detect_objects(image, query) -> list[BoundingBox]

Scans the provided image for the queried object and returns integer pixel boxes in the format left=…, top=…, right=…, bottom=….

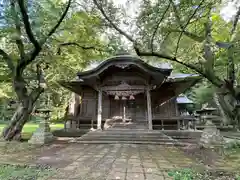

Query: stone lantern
left=198, top=107, right=225, bottom=151
left=28, top=107, right=56, bottom=145
left=28, top=94, right=56, bottom=145
left=196, top=107, right=217, bottom=125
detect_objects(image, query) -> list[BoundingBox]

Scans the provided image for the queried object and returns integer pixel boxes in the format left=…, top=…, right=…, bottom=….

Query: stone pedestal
left=199, top=118, right=225, bottom=151
left=28, top=120, right=55, bottom=145
left=65, top=120, right=76, bottom=130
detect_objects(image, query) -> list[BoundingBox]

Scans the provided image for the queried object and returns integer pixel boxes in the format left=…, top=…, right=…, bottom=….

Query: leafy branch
left=57, top=42, right=104, bottom=55
left=169, top=0, right=205, bottom=43
left=0, top=49, right=14, bottom=72
left=150, top=3, right=170, bottom=51
left=170, top=0, right=205, bottom=55
left=17, top=0, right=40, bottom=50
left=92, top=0, right=223, bottom=87
left=10, top=0, right=25, bottom=60
left=16, top=0, right=72, bottom=76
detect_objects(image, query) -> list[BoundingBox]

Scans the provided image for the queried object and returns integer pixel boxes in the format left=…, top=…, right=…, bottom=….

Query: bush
left=224, top=140, right=240, bottom=150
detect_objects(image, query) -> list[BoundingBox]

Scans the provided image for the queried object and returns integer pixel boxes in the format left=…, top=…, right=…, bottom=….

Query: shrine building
left=59, top=54, right=201, bottom=131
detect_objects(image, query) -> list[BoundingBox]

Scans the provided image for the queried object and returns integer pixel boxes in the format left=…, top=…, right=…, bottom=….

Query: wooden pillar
left=97, top=89, right=102, bottom=130
left=193, top=119, right=196, bottom=131
left=123, top=105, right=126, bottom=122
left=161, top=120, right=164, bottom=130
left=177, top=119, right=180, bottom=130
left=146, top=87, right=153, bottom=130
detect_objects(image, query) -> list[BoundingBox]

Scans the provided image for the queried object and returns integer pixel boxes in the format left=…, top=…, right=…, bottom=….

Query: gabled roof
left=77, top=55, right=173, bottom=78
left=151, top=74, right=201, bottom=106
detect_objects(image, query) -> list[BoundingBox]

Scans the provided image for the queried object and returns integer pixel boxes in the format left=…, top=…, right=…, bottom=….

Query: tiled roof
left=176, top=95, right=194, bottom=104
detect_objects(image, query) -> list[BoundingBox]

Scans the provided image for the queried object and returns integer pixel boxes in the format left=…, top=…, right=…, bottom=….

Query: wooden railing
left=152, top=116, right=197, bottom=130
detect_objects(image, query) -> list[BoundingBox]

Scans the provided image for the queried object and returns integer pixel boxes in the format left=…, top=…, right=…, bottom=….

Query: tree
left=93, top=0, right=240, bottom=128
left=0, top=0, right=73, bottom=141
left=0, top=0, right=127, bottom=141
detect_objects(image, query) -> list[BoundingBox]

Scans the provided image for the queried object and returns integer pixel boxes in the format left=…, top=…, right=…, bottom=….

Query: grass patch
left=0, top=123, right=64, bottom=140
left=0, top=164, right=55, bottom=180
left=0, top=123, right=64, bottom=133
left=168, top=168, right=240, bottom=180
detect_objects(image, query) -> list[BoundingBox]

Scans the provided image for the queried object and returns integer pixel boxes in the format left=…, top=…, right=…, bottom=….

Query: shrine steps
left=70, top=129, right=200, bottom=146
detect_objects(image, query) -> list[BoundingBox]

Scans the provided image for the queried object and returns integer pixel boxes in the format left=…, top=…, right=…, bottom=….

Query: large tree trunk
left=1, top=77, right=44, bottom=141
left=213, top=93, right=228, bottom=125
left=2, top=104, right=33, bottom=141
left=214, top=90, right=240, bottom=130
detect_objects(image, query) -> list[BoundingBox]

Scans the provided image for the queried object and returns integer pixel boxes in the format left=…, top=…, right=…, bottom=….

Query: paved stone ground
left=35, top=144, right=201, bottom=180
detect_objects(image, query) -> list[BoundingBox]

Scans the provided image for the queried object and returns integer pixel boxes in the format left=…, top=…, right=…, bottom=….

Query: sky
left=221, top=0, right=240, bottom=21
left=113, top=0, right=240, bottom=21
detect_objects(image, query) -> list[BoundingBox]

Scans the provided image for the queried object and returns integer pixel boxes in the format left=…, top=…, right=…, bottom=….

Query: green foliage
left=168, top=168, right=240, bottom=180
left=189, top=81, right=216, bottom=108
left=225, top=140, right=240, bottom=150
left=168, top=168, right=199, bottom=180
left=0, top=164, right=54, bottom=180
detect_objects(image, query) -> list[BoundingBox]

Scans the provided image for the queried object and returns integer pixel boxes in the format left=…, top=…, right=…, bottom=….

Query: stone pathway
left=36, top=144, right=201, bottom=180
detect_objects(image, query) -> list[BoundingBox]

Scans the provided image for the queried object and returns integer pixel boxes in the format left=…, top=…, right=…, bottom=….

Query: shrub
left=168, top=168, right=199, bottom=180
left=224, top=141, right=240, bottom=150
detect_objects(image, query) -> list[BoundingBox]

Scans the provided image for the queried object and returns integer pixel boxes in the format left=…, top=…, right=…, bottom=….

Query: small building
left=60, top=55, right=201, bottom=130
left=177, top=94, right=194, bottom=115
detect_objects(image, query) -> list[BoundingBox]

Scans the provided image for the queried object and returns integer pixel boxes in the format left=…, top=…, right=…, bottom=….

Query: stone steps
left=71, top=129, right=199, bottom=146
left=72, top=140, right=190, bottom=146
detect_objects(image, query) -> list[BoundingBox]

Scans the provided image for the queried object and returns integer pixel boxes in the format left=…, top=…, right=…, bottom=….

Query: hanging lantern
left=122, top=96, right=127, bottom=100
left=114, top=95, right=119, bottom=100
left=129, top=95, right=135, bottom=100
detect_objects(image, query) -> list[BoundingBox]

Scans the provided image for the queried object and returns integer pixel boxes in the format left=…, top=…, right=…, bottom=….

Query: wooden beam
left=101, top=74, right=148, bottom=85
left=101, top=85, right=146, bottom=91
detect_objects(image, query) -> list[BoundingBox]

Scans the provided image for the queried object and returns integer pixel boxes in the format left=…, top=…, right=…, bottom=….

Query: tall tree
left=0, top=0, right=72, bottom=140
left=93, top=0, right=240, bottom=128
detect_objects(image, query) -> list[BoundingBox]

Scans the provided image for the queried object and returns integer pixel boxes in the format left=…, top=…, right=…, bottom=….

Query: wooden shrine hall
left=59, top=54, right=201, bottom=130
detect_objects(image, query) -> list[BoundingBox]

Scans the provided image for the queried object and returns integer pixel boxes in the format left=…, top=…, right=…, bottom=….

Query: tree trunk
left=1, top=104, right=32, bottom=141
left=1, top=79, right=44, bottom=141
left=213, top=93, right=228, bottom=125
left=214, top=91, right=240, bottom=130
